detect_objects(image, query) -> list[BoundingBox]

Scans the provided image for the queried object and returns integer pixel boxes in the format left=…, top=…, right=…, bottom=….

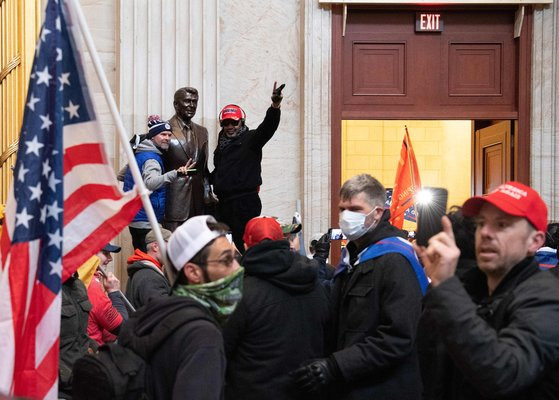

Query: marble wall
left=84, top=0, right=559, bottom=263
left=80, top=0, right=117, bottom=169
left=219, top=0, right=302, bottom=222
left=532, top=2, right=559, bottom=221
left=118, top=0, right=219, bottom=163
left=218, top=0, right=332, bottom=239
left=84, top=0, right=332, bottom=265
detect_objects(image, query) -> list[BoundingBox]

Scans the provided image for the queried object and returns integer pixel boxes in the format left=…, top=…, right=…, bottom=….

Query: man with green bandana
left=118, top=215, right=243, bottom=400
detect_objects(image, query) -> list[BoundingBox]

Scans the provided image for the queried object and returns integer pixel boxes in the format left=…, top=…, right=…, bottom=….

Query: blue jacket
left=123, top=150, right=166, bottom=222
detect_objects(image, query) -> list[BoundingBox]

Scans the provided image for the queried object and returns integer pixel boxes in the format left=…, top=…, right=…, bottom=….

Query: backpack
left=72, top=304, right=214, bottom=400
left=130, top=133, right=147, bottom=152
left=72, top=343, right=149, bottom=400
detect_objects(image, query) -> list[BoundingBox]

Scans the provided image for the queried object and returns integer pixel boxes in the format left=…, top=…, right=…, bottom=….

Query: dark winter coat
left=119, top=296, right=225, bottom=400
left=211, top=107, right=280, bottom=200
left=59, top=274, right=97, bottom=398
left=419, top=257, right=559, bottom=400
left=328, top=211, right=424, bottom=400
left=223, top=240, right=330, bottom=400
left=125, top=250, right=170, bottom=310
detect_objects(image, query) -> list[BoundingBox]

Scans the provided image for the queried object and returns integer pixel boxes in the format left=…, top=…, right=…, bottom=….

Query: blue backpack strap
left=358, top=236, right=429, bottom=295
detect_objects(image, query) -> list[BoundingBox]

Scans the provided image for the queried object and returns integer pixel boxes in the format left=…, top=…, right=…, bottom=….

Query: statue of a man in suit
left=164, top=87, right=212, bottom=231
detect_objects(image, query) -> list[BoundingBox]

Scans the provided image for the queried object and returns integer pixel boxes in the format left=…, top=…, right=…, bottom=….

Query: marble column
left=302, top=0, right=332, bottom=241
left=531, top=2, right=559, bottom=220
left=118, top=0, right=219, bottom=165
left=219, top=0, right=302, bottom=220
left=115, top=0, right=218, bottom=270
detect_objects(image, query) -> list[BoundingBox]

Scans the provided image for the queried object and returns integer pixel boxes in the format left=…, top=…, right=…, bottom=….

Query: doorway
left=340, top=119, right=514, bottom=230
left=331, top=6, right=532, bottom=225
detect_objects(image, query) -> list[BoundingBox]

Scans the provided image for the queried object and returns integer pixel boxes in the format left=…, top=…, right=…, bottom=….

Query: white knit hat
left=168, top=215, right=222, bottom=270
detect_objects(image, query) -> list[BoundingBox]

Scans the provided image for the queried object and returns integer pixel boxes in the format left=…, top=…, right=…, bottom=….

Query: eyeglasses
left=204, top=253, right=238, bottom=268
left=220, top=119, right=240, bottom=127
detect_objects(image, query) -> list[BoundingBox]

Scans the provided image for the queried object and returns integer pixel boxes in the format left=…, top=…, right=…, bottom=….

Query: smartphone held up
left=415, top=187, right=448, bottom=247
left=328, top=228, right=346, bottom=241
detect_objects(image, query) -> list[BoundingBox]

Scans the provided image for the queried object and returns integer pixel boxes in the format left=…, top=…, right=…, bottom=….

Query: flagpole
left=66, top=0, right=169, bottom=272
left=404, top=126, right=416, bottom=191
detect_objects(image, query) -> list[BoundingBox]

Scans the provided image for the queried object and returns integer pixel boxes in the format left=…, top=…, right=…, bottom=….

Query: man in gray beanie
left=122, top=115, right=195, bottom=251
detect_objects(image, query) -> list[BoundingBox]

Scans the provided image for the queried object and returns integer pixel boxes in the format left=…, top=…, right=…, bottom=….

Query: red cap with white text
left=462, top=181, right=548, bottom=232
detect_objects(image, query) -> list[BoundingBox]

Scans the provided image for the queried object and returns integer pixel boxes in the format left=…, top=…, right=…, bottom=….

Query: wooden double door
left=332, top=6, right=531, bottom=212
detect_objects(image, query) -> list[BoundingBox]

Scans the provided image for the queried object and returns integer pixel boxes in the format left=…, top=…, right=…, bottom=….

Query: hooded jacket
left=125, top=249, right=170, bottom=310
left=119, top=296, right=225, bottom=400
left=223, top=240, right=330, bottom=400
left=328, top=210, right=423, bottom=400
left=123, top=140, right=178, bottom=227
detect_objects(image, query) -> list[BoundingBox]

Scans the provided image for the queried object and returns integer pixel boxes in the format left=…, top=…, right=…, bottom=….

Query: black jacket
left=211, top=107, right=280, bottom=199
left=59, top=275, right=98, bottom=398
left=119, top=296, right=225, bottom=400
left=329, top=211, right=423, bottom=400
left=223, top=240, right=330, bottom=400
left=125, top=258, right=170, bottom=309
left=419, top=258, right=559, bottom=400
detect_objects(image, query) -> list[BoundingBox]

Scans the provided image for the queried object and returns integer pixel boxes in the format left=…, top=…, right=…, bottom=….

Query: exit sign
left=415, top=12, right=444, bottom=32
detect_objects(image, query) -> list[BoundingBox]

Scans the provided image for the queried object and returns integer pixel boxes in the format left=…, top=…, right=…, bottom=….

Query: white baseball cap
left=168, top=215, right=223, bottom=270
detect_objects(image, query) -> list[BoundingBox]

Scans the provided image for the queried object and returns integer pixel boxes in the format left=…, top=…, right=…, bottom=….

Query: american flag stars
left=36, top=66, right=52, bottom=86
left=27, top=94, right=40, bottom=111
left=65, top=100, right=80, bottom=118
left=0, top=2, right=141, bottom=397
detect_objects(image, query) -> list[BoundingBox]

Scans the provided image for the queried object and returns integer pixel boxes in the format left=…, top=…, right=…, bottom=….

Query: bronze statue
left=164, top=87, right=211, bottom=231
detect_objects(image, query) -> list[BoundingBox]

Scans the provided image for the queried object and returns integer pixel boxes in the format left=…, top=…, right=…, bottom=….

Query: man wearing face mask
left=211, top=82, right=284, bottom=253
left=292, top=174, right=428, bottom=400
left=118, top=215, right=244, bottom=400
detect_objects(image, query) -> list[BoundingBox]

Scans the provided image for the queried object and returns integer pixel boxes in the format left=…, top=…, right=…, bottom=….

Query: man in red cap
left=211, top=82, right=284, bottom=253
left=222, top=216, right=329, bottom=400
left=415, top=181, right=559, bottom=399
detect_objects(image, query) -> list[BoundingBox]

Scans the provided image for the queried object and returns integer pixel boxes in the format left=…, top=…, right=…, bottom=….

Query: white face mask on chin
left=339, top=208, right=380, bottom=241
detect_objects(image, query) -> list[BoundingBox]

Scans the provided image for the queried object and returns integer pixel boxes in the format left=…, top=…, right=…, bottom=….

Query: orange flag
left=390, top=127, right=421, bottom=229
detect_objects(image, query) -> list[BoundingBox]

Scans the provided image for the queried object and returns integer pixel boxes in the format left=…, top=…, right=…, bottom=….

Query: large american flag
left=0, top=0, right=141, bottom=398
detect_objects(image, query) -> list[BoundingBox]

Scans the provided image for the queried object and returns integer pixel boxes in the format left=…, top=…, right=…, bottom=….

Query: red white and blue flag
left=0, top=0, right=141, bottom=398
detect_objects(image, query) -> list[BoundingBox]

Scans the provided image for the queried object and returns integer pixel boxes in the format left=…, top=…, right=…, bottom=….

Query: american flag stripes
left=0, top=0, right=141, bottom=398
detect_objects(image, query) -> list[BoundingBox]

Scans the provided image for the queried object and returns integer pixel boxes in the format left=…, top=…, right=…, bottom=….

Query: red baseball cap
left=243, top=216, right=283, bottom=248
left=462, top=181, right=548, bottom=232
left=219, top=104, right=243, bottom=121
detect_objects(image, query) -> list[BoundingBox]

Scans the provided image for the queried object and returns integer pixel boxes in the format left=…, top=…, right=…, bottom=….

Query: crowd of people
left=51, top=82, right=559, bottom=400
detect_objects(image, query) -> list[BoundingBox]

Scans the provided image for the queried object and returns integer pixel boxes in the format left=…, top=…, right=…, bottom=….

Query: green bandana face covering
left=173, top=267, right=244, bottom=324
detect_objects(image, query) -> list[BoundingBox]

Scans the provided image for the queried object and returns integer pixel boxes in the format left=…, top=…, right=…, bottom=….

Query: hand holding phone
left=328, top=228, right=346, bottom=240
left=415, top=187, right=448, bottom=247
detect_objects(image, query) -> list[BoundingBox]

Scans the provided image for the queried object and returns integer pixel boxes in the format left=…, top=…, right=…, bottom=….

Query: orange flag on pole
left=389, top=127, right=421, bottom=229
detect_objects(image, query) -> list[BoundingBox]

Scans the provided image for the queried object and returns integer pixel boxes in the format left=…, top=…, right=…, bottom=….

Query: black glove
left=271, top=82, right=285, bottom=106
left=290, top=358, right=337, bottom=393
left=313, top=233, right=330, bottom=262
